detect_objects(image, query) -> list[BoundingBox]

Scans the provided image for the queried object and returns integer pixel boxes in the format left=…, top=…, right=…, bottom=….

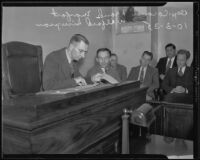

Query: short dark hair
left=142, top=51, right=153, bottom=60
left=165, top=43, right=176, bottom=50
left=177, top=49, right=190, bottom=60
left=96, top=48, right=111, bottom=57
left=69, top=34, right=89, bottom=45
left=111, top=53, right=117, bottom=57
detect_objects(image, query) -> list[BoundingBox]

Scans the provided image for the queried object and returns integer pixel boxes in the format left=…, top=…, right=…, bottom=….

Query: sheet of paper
left=167, top=155, right=193, bottom=159
left=101, top=73, right=119, bottom=84
left=36, top=84, right=99, bottom=95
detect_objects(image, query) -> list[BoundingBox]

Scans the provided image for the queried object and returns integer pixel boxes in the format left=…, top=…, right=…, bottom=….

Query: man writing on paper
left=86, top=48, right=121, bottom=84
left=43, top=34, right=89, bottom=90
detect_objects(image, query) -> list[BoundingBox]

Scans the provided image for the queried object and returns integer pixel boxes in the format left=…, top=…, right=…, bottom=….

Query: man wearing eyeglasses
left=43, top=34, right=89, bottom=90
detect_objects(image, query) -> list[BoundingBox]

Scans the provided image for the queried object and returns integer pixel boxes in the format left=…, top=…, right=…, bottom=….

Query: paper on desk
left=36, top=84, right=99, bottom=95
left=167, top=155, right=193, bottom=159
left=36, top=88, right=77, bottom=95
left=101, top=73, right=119, bottom=84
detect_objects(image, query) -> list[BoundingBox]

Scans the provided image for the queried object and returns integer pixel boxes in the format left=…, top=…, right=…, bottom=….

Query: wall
left=112, top=3, right=193, bottom=74
left=2, top=4, right=193, bottom=76
left=112, top=7, right=152, bottom=74
left=2, top=7, right=113, bottom=76
left=157, top=3, right=193, bottom=65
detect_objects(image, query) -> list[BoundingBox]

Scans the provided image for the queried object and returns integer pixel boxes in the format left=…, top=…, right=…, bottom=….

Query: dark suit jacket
left=127, top=65, right=159, bottom=97
left=161, top=66, right=193, bottom=95
left=116, top=64, right=127, bottom=82
left=86, top=64, right=121, bottom=84
left=43, top=48, right=81, bottom=90
left=156, top=56, right=177, bottom=75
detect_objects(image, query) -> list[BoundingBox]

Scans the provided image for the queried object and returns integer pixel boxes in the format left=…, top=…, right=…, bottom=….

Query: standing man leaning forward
left=43, top=34, right=89, bottom=90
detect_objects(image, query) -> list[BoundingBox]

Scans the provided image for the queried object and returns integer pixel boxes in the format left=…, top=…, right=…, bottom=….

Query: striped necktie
left=178, top=67, right=183, bottom=76
left=166, top=58, right=172, bottom=73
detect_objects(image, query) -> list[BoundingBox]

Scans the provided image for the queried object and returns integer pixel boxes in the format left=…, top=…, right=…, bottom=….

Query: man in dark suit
left=162, top=49, right=193, bottom=104
left=86, top=48, right=121, bottom=84
left=156, top=43, right=177, bottom=83
left=127, top=51, right=159, bottom=100
left=43, top=34, right=89, bottom=90
left=110, top=53, right=127, bottom=82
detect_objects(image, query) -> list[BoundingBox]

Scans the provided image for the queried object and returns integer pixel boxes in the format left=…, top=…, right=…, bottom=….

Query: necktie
left=140, top=67, right=144, bottom=83
left=69, top=62, right=75, bottom=78
left=101, top=68, right=106, bottom=74
left=178, top=67, right=183, bottom=76
left=166, top=58, right=172, bottom=73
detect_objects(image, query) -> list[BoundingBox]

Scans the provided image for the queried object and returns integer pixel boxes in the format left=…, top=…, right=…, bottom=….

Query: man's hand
left=170, top=86, right=185, bottom=93
left=91, top=73, right=103, bottom=83
left=175, top=86, right=185, bottom=93
left=74, top=77, right=87, bottom=86
left=160, top=74, right=165, bottom=80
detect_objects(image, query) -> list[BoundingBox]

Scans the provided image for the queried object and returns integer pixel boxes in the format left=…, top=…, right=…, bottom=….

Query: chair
left=2, top=41, right=43, bottom=100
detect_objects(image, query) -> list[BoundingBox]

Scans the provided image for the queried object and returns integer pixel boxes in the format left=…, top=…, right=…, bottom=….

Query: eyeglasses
left=75, top=47, right=88, bottom=55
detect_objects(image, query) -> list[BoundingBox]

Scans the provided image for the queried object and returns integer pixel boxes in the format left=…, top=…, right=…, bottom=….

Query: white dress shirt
left=101, top=68, right=106, bottom=73
left=137, top=66, right=147, bottom=81
left=178, top=65, right=186, bottom=74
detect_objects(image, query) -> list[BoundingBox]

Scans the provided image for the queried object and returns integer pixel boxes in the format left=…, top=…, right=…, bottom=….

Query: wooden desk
left=3, top=81, right=147, bottom=154
left=148, top=102, right=193, bottom=140
left=130, top=134, right=193, bottom=157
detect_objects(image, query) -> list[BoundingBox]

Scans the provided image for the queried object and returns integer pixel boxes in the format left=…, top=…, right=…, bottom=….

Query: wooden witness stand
left=3, top=81, right=148, bottom=154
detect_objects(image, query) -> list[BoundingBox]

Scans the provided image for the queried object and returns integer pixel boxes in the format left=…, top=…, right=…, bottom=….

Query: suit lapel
left=183, top=66, right=189, bottom=84
left=173, top=67, right=178, bottom=85
left=135, top=66, right=140, bottom=80
left=144, top=66, right=150, bottom=84
left=164, top=57, right=168, bottom=66
left=60, top=48, right=72, bottom=78
left=173, top=56, right=177, bottom=67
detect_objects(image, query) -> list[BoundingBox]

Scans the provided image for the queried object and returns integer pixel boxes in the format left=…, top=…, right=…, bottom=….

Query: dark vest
left=176, top=72, right=186, bottom=88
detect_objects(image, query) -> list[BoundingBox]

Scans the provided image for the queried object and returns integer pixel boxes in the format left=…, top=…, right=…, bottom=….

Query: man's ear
left=68, top=44, right=73, bottom=51
left=96, top=57, right=99, bottom=62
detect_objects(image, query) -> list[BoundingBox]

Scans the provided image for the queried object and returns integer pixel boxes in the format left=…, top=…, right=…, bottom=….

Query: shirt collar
left=65, top=48, right=72, bottom=64
left=179, top=65, right=186, bottom=73
left=168, top=56, right=175, bottom=61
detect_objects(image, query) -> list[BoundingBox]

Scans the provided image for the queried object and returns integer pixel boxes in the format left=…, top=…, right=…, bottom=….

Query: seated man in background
left=86, top=48, right=121, bottom=84
left=43, top=34, right=89, bottom=90
left=110, top=53, right=127, bottom=82
left=161, top=49, right=193, bottom=104
left=127, top=51, right=159, bottom=100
